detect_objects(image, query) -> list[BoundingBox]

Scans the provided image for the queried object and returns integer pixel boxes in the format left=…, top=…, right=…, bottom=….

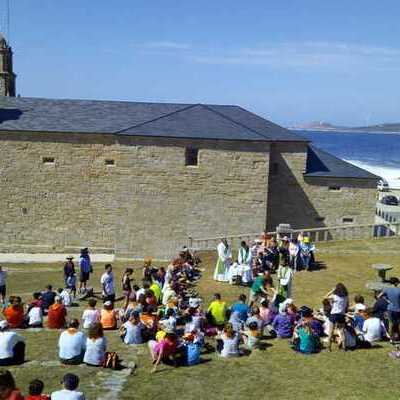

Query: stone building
left=0, top=97, right=378, bottom=258
left=0, top=37, right=378, bottom=258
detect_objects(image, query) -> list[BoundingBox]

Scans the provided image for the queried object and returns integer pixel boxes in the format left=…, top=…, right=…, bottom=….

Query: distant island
left=289, top=121, right=400, bottom=133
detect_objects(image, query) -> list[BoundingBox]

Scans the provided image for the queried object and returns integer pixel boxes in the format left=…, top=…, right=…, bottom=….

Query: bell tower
left=0, top=35, right=15, bottom=96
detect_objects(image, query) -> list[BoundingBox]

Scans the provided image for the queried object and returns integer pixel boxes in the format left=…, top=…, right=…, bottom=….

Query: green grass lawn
left=3, top=237, right=400, bottom=400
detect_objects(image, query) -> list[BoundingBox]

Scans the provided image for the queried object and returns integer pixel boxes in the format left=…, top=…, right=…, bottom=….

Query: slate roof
left=0, top=96, right=306, bottom=142
left=305, top=145, right=380, bottom=180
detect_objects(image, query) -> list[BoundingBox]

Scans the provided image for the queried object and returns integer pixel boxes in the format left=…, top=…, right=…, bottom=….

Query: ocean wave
left=344, top=159, right=400, bottom=188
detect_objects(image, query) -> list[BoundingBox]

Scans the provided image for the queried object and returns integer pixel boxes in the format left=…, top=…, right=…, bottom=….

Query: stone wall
left=0, top=131, right=270, bottom=258
left=266, top=142, right=377, bottom=230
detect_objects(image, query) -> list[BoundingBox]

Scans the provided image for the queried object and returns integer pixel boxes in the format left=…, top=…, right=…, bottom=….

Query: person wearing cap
left=300, top=237, right=315, bottom=271
left=0, top=321, right=25, bottom=366
left=47, top=296, right=67, bottom=329
left=50, top=373, right=85, bottom=400
left=63, top=256, right=75, bottom=286
left=213, top=239, right=232, bottom=282
left=100, top=264, right=115, bottom=303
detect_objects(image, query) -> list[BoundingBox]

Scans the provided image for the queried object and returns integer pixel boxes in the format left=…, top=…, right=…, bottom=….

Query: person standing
left=213, top=238, right=232, bottom=282
left=79, top=248, right=92, bottom=293
left=238, top=241, right=253, bottom=285
left=0, top=266, right=7, bottom=304
left=380, top=277, right=400, bottom=341
left=277, top=263, right=294, bottom=299
left=101, top=264, right=115, bottom=303
left=63, top=257, right=75, bottom=286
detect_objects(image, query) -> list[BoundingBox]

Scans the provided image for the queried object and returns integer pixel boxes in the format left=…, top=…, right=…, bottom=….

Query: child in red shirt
left=25, top=379, right=49, bottom=400
left=47, top=297, right=67, bottom=329
left=0, top=369, right=24, bottom=400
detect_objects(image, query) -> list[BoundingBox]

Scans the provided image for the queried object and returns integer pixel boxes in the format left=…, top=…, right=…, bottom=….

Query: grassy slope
left=4, top=237, right=400, bottom=400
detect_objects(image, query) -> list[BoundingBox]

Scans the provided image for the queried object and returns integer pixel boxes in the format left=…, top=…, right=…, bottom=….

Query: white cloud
left=135, top=41, right=191, bottom=51
left=191, top=41, right=400, bottom=69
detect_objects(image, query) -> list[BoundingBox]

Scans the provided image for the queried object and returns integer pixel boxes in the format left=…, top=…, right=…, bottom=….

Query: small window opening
left=105, top=159, right=115, bottom=166
left=329, top=186, right=341, bottom=191
left=315, top=217, right=325, bottom=223
left=185, top=148, right=198, bottom=166
left=21, top=207, right=28, bottom=215
left=271, top=162, right=279, bottom=175
left=42, top=157, right=55, bottom=165
left=342, top=217, right=354, bottom=224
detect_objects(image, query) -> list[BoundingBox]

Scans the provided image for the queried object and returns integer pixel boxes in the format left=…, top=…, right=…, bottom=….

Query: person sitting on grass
left=0, top=369, right=24, bottom=400
left=81, top=298, right=101, bottom=330
left=47, top=296, right=67, bottom=329
left=120, top=311, right=145, bottom=345
left=58, top=319, right=86, bottom=365
left=51, top=373, right=85, bottom=400
left=230, top=294, right=250, bottom=323
left=100, top=301, right=118, bottom=330
left=83, top=322, right=107, bottom=367
left=241, top=321, right=261, bottom=351
left=148, top=330, right=178, bottom=373
left=26, top=297, right=43, bottom=329
left=41, top=285, right=57, bottom=312
left=292, top=321, right=321, bottom=354
left=0, top=321, right=25, bottom=366
left=359, top=308, right=389, bottom=344
left=207, top=293, right=227, bottom=328
left=26, top=379, right=49, bottom=400
left=58, top=287, right=72, bottom=308
left=216, top=322, right=240, bottom=358
left=272, top=302, right=295, bottom=339
left=3, top=297, right=24, bottom=329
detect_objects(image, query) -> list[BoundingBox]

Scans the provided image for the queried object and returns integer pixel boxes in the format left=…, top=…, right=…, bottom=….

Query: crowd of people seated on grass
left=0, top=232, right=399, bottom=392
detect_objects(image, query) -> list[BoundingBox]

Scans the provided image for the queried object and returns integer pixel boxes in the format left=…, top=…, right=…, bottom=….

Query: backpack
left=186, top=343, right=201, bottom=366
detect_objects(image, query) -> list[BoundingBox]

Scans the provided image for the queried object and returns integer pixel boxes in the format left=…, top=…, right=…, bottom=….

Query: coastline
left=289, top=127, right=400, bottom=135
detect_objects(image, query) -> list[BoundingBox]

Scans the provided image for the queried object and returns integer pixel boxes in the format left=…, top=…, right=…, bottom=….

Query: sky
left=4, top=0, right=400, bottom=126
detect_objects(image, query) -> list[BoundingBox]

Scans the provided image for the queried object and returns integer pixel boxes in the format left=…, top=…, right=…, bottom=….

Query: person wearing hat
left=63, top=256, right=75, bottom=286
left=0, top=321, right=25, bottom=366
left=50, top=373, right=85, bottom=400
left=300, top=236, right=315, bottom=271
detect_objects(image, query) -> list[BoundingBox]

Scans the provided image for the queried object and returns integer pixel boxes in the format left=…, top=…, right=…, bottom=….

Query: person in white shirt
left=361, top=308, right=388, bottom=343
left=0, top=266, right=7, bottom=304
left=100, top=264, right=115, bottom=303
left=27, top=304, right=43, bottom=328
left=51, top=373, right=85, bottom=400
left=59, top=287, right=73, bottom=307
left=81, top=298, right=101, bottom=329
left=0, top=320, right=25, bottom=366
left=58, top=319, right=86, bottom=365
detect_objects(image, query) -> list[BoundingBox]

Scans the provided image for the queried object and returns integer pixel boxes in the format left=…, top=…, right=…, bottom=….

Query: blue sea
left=296, top=130, right=400, bottom=188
